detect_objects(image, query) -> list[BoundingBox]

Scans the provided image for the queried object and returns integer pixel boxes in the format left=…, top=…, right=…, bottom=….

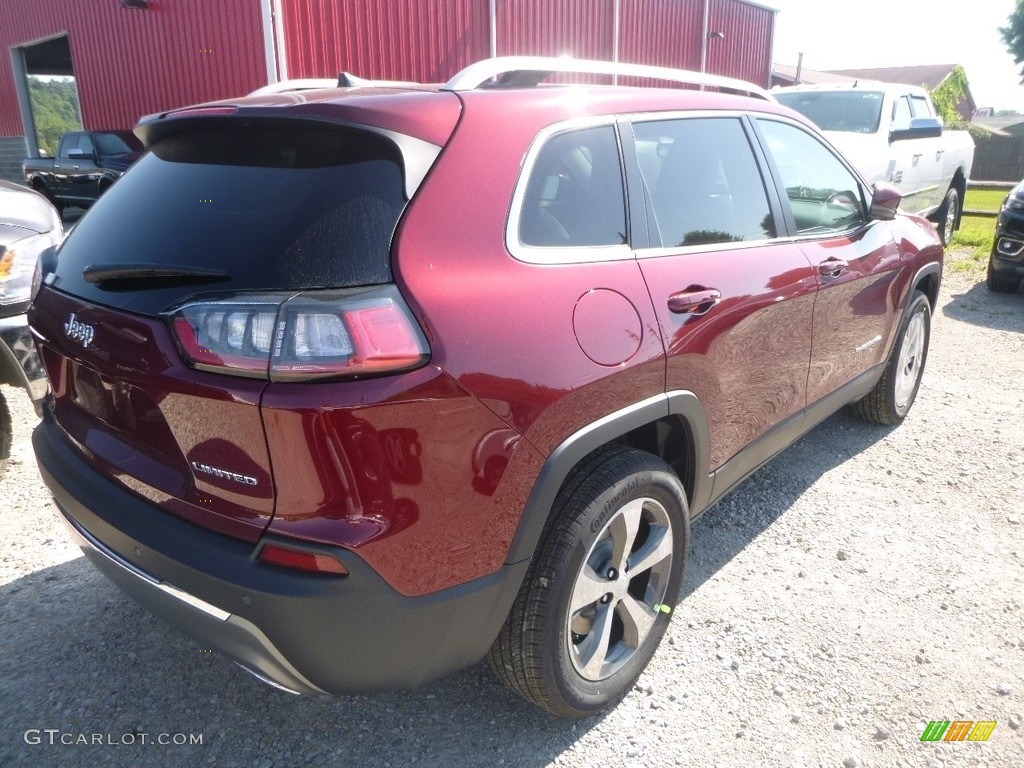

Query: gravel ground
left=1, top=261, right=1022, bottom=768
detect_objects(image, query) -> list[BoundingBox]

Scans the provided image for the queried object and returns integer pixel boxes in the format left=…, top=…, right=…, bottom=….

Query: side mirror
left=869, top=183, right=902, bottom=220
left=66, top=148, right=96, bottom=161
left=890, top=117, right=943, bottom=142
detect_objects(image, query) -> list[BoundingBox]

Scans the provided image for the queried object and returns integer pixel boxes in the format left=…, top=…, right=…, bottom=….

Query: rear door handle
left=818, top=258, right=848, bottom=278
left=668, top=288, right=722, bottom=315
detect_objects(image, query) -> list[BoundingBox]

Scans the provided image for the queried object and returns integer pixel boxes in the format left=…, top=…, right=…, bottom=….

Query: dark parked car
left=23, top=130, right=144, bottom=211
left=0, top=180, right=61, bottom=470
left=28, top=57, right=942, bottom=718
left=988, top=180, right=1024, bottom=293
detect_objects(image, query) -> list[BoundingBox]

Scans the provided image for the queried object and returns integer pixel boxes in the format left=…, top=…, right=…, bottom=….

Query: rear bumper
left=33, top=412, right=527, bottom=694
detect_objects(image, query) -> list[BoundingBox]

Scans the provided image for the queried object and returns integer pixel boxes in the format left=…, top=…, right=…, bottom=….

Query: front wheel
left=488, top=447, right=689, bottom=718
left=986, top=255, right=1021, bottom=293
left=850, top=290, right=931, bottom=425
left=935, top=187, right=959, bottom=247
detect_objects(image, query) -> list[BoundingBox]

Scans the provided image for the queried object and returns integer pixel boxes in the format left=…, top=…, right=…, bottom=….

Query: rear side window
left=910, top=95, right=932, bottom=118
left=52, top=124, right=406, bottom=315
left=517, top=125, right=626, bottom=248
left=633, top=117, right=775, bottom=248
left=58, top=135, right=78, bottom=157
left=892, top=97, right=912, bottom=131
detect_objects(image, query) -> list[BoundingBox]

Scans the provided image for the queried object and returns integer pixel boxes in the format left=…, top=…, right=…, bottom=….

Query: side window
left=909, top=95, right=932, bottom=118
left=518, top=125, right=626, bottom=248
left=757, top=119, right=867, bottom=235
left=892, top=97, right=912, bottom=131
left=59, top=135, right=78, bottom=158
left=632, top=117, right=775, bottom=247
left=78, top=134, right=95, bottom=156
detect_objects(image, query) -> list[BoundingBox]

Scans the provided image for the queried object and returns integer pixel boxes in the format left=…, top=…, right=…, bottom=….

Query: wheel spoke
left=905, top=320, right=922, bottom=360
left=617, top=594, right=656, bottom=648
left=627, top=524, right=673, bottom=578
left=570, top=564, right=609, bottom=614
left=608, top=498, right=643, bottom=572
left=576, top=601, right=614, bottom=678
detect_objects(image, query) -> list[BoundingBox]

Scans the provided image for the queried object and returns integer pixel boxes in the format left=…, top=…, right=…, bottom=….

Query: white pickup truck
left=774, top=82, right=974, bottom=246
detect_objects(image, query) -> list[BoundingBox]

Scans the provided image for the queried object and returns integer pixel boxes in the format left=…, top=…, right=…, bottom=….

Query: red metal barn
left=0, top=0, right=775, bottom=182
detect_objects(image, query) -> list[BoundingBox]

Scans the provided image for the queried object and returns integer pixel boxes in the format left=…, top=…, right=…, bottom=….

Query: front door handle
left=668, top=288, right=722, bottom=315
left=818, top=258, right=848, bottom=278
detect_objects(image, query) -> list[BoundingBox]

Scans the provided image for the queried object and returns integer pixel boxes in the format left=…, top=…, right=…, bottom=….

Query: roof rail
left=248, top=79, right=338, bottom=96
left=442, top=56, right=772, bottom=100
left=248, top=73, right=426, bottom=97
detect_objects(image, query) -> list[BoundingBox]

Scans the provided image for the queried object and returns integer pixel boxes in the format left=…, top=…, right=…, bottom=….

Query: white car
left=775, top=82, right=975, bottom=246
left=0, top=179, right=62, bottom=469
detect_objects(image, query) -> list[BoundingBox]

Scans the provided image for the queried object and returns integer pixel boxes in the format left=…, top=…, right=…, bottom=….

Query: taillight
left=169, top=285, right=429, bottom=381
left=258, top=543, right=349, bottom=576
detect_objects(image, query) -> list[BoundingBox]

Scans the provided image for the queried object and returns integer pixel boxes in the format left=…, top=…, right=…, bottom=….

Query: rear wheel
left=31, top=180, right=62, bottom=212
left=851, top=290, right=931, bottom=425
left=986, top=254, right=1021, bottom=293
left=935, top=187, right=959, bottom=247
left=488, top=447, right=689, bottom=718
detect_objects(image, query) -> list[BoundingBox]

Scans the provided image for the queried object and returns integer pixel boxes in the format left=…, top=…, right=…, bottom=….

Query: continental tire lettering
left=591, top=477, right=639, bottom=534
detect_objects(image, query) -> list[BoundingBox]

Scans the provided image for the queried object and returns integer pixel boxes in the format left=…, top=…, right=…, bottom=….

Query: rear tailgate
left=28, top=99, right=461, bottom=542
left=32, top=287, right=274, bottom=540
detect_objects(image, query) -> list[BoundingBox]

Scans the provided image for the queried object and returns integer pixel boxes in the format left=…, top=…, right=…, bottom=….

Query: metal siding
left=0, top=0, right=266, bottom=137
left=707, top=0, right=775, bottom=86
left=497, top=0, right=615, bottom=61
left=281, top=0, right=490, bottom=82
left=0, top=0, right=775, bottom=139
left=619, top=0, right=704, bottom=73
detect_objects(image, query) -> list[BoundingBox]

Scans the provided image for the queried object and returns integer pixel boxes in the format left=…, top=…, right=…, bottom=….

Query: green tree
left=27, top=77, right=82, bottom=155
left=928, top=66, right=970, bottom=127
left=1001, top=1, right=1024, bottom=83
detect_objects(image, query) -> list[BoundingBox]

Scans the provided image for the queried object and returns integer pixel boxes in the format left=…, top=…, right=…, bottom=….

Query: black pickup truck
left=23, top=130, right=143, bottom=211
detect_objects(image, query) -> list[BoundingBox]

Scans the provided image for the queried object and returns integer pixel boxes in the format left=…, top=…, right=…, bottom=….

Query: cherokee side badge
left=64, top=313, right=95, bottom=348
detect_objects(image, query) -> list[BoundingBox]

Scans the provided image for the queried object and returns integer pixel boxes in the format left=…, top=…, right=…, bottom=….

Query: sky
left=768, top=0, right=1024, bottom=113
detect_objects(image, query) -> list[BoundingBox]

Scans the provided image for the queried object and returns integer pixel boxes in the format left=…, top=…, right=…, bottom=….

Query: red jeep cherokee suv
left=28, top=57, right=942, bottom=718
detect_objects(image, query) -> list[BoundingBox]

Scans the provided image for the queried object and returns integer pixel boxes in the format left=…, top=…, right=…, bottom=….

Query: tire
left=935, top=187, right=959, bottom=247
left=850, top=290, right=931, bottom=426
left=488, top=446, right=689, bottom=718
left=0, top=389, right=12, bottom=476
left=31, top=180, right=63, bottom=213
left=986, top=255, right=1021, bottom=293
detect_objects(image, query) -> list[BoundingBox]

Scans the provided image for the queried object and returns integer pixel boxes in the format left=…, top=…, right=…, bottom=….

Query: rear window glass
left=95, top=132, right=144, bottom=155
left=52, top=124, right=405, bottom=315
left=775, top=91, right=883, bottom=134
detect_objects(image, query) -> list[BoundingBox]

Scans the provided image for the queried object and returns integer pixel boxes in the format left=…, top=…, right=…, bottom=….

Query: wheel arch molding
left=504, top=390, right=711, bottom=566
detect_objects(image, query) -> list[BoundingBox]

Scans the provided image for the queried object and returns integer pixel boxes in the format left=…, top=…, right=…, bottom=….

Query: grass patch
left=948, top=213, right=994, bottom=273
left=963, top=188, right=1008, bottom=212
